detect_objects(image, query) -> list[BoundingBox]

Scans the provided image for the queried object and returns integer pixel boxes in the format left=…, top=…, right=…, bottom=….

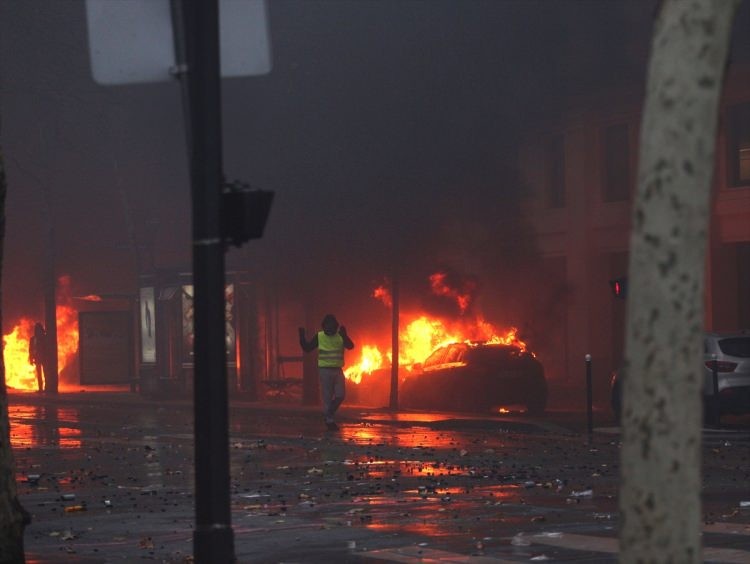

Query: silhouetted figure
left=299, top=314, right=355, bottom=431
left=29, top=322, right=48, bottom=393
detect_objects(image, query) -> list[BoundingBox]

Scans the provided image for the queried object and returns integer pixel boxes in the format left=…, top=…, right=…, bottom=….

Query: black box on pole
left=222, top=187, right=274, bottom=247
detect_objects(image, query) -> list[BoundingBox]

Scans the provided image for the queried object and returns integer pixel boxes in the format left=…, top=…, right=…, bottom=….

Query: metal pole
left=43, top=227, right=58, bottom=394
left=183, top=2, right=235, bottom=562
left=302, top=300, right=318, bottom=405
left=389, top=273, right=399, bottom=410
left=585, top=354, right=593, bottom=437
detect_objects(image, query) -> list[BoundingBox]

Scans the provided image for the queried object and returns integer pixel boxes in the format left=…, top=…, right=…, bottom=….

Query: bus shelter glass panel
left=181, top=284, right=235, bottom=364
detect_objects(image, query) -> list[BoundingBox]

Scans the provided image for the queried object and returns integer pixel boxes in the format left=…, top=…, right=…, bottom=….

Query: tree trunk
left=619, top=1, right=738, bottom=562
left=0, top=136, right=29, bottom=561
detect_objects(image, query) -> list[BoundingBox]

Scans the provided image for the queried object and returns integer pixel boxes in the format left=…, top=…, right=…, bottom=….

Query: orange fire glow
left=429, top=271, right=476, bottom=314
left=344, top=314, right=526, bottom=383
left=3, top=277, right=80, bottom=392
left=9, top=405, right=82, bottom=449
left=3, top=319, right=36, bottom=391
left=346, top=345, right=384, bottom=385
left=344, top=274, right=528, bottom=384
left=373, top=285, right=392, bottom=308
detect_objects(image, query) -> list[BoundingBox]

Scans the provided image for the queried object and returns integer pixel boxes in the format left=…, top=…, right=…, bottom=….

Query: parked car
left=610, top=331, right=750, bottom=421
left=397, top=341, right=548, bottom=414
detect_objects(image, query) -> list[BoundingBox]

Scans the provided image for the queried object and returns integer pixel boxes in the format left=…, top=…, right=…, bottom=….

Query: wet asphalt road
left=8, top=392, right=750, bottom=563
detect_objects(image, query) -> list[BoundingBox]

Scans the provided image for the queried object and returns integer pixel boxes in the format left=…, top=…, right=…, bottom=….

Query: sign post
left=181, top=2, right=234, bottom=561
left=85, top=2, right=272, bottom=561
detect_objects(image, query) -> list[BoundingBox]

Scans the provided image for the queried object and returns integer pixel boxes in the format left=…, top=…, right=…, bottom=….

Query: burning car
left=347, top=338, right=547, bottom=415
left=345, top=273, right=547, bottom=415
left=399, top=341, right=547, bottom=414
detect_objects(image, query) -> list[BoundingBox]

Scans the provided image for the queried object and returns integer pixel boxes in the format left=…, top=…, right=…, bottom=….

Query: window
left=602, top=123, right=631, bottom=202
left=718, top=338, right=750, bottom=358
left=444, top=344, right=464, bottom=364
left=727, top=102, right=750, bottom=187
left=424, top=346, right=449, bottom=368
left=544, top=135, right=566, bottom=208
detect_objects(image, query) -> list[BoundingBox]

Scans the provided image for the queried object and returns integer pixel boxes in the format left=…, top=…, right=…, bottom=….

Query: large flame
left=344, top=314, right=527, bottom=383
left=344, top=273, right=528, bottom=383
left=3, top=319, right=37, bottom=391
left=3, top=277, right=80, bottom=392
left=346, top=345, right=384, bottom=385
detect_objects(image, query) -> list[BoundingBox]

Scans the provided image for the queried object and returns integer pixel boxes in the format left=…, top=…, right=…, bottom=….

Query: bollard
left=711, top=354, right=720, bottom=426
left=585, top=354, right=593, bottom=437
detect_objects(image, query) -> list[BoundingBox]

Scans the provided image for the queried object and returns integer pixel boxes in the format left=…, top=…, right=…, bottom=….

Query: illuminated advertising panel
left=181, top=284, right=235, bottom=363
left=140, top=287, right=156, bottom=363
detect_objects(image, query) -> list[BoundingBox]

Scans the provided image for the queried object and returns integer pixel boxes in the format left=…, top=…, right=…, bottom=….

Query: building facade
left=519, top=63, right=750, bottom=401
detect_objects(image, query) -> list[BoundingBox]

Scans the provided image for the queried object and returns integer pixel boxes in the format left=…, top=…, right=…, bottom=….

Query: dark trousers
left=319, top=367, right=345, bottom=422
left=35, top=363, right=45, bottom=392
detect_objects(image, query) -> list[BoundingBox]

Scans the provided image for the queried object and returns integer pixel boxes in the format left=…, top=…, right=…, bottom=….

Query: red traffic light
left=609, top=276, right=627, bottom=299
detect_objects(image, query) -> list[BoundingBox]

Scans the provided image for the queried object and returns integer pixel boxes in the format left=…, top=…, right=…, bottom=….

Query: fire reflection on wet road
left=8, top=398, right=618, bottom=559
left=10, top=405, right=82, bottom=449
left=224, top=413, right=621, bottom=557
left=10, top=396, right=750, bottom=562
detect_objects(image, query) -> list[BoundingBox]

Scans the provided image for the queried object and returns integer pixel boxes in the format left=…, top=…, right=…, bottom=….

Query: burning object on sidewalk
left=3, top=276, right=80, bottom=392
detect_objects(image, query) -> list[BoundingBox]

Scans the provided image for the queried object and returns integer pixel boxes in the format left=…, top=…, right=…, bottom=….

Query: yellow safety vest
left=318, top=331, right=344, bottom=368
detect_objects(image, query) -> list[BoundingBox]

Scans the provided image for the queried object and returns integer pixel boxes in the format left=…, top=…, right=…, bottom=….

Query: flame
left=78, top=294, right=103, bottom=302
left=373, top=285, right=392, bottom=308
left=3, top=319, right=37, bottom=391
left=56, top=303, right=79, bottom=376
left=344, top=314, right=528, bottom=384
left=429, top=270, right=476, bottom=314
left=345, top=345, right=384, bottom=384
left=344, top=273, right=529, bottom=384
left=3, top=276, right=80, bottom=392
left=398, top=315, right=460, bottom=366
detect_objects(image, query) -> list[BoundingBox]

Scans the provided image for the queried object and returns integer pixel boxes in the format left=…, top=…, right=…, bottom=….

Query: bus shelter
left=137, top=270, right=264, bottom=398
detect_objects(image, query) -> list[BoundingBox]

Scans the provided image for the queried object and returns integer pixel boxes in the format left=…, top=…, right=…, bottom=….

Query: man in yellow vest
left=299, top=314, right=355, bottom=431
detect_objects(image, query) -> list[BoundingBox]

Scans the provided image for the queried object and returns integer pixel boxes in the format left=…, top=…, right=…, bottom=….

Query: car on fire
left=395, top=341, right=548, bottom=414
left=610, top=331, right=750, bottom=421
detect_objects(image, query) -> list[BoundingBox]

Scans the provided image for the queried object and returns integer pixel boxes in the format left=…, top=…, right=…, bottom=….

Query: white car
left=611, top=332, right=750, bottom=421
left=703, top=332, right=750, bottom=415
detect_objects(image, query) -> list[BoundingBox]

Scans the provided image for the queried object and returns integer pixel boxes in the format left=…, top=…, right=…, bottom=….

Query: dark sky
left=3, top=0, right=740, bottom=333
